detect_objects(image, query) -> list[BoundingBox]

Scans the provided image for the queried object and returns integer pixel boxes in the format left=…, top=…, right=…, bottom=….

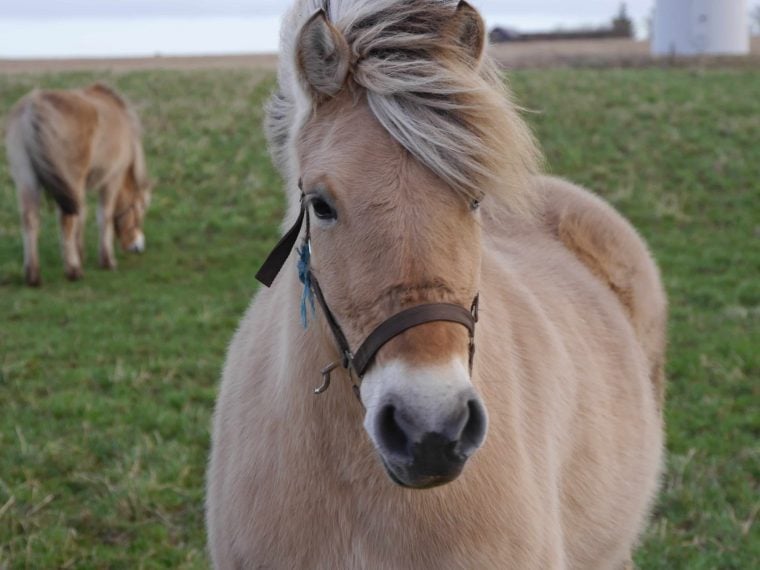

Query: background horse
left=207, top=1, right=667, bottom=568
left=5, top=83, right=151, bottom=286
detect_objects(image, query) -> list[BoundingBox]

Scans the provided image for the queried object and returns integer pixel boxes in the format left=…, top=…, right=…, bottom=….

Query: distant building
left=490, top=3, right=634, bottom=43
left=652, top=0, right=750, bottom=56
left=489, top=27, right=521, bottom=43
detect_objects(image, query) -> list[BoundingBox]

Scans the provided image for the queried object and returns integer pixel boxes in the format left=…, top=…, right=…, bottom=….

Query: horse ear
left=450, top=1, right=487, bottom=65
left=296, top=10, right=350, bottom=99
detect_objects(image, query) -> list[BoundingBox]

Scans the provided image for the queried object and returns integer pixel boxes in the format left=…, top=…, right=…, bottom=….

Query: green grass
left=0, top=68, right=757, bottom=568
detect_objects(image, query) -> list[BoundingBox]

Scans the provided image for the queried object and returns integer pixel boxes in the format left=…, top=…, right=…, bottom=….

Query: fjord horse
left=5, top=83, right=151, bottom=286
left=207, top=1, right=667, bottom=568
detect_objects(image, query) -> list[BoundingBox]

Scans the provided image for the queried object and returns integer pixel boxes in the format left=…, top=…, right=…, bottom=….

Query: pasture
left=0, top=67, right=758, bottom=568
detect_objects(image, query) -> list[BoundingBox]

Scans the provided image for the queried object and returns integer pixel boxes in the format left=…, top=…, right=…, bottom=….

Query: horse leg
left=98, top=179, right=119, bottom=270
left=59, top=209, right=84, bottom=281
left=18, top=184, right=42, bottom=287
left=76, top=199, right=87, bottom=263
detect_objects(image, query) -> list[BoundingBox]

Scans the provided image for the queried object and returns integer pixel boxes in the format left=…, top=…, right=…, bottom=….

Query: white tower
left=652, top=0, right=750, bottom=56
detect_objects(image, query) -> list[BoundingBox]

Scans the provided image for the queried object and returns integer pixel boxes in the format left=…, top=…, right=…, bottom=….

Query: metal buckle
left=470, top=294, right=480, bottom=323
left=314, top=361, right=339, bottom=395
left=342, top=350, right=353, bottom=370
left=314, top=349, right=355, bottom=395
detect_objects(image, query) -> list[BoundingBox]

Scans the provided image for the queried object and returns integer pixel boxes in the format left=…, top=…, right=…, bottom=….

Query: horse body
left=5, top=83, right=150, bottom=286
left=207, top=1, right=666, bottom=568
left=208, top=179, right=664, bottom=570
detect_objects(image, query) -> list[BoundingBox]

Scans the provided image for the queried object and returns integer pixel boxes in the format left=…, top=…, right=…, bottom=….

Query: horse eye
left=470, top=199, right=481, bottom=211
left=311, top=197, right=337, bottom=221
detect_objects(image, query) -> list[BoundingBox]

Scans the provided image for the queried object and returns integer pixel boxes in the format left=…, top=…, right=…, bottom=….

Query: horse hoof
left=99, top=258, right=117, bottom=271
left=25, top=269, right=41, bottom=287
left=65, top=268, right=84, bottom=281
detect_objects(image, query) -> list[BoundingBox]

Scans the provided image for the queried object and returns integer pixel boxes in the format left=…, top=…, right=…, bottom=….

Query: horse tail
left=5, top=99, right=37, bottom=193
left=24, top=94, right=80, bottom=215
left=539, top=176, right=668, bottom=409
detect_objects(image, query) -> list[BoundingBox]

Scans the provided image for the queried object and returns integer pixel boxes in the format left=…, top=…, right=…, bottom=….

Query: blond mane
left=267, top=0, right=541, bottom=209
left=86, top=83, right=150, bottom=192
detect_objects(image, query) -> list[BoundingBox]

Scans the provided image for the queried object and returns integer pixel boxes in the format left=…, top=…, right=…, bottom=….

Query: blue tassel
left=297, top=244, right=315, bottom=328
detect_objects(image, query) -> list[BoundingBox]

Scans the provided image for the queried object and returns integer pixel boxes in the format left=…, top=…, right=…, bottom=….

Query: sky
left=0, top=0, right=656, bottom=58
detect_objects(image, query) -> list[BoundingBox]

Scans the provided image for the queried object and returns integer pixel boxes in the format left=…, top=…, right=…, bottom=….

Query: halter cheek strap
left=113, top=202, right=139, bottom=235
left=255, top=193, right=479, bottom=396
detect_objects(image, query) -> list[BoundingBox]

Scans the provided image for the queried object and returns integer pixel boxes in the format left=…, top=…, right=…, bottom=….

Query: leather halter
left=113, top=202, right=139, bottom=236
left=256, top=193, right=479, bottom=396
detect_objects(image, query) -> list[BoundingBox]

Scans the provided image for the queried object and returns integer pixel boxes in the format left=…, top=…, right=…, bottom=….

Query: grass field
left=0, top=68, right=758, bottom=568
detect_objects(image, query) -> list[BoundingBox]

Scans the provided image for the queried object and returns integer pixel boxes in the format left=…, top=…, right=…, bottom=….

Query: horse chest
left=245, top=450, right=559, bottom=569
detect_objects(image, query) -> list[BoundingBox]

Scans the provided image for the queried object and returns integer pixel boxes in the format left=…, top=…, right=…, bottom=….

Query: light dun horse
left=207, top=1, right=667, bottom=568
left=5, top=83, right=151, bottom=286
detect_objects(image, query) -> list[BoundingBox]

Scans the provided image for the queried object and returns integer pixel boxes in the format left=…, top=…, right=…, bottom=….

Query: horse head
left=285, top=1, right=509, bottom=489
left=114, top=150, right=151, bottom=254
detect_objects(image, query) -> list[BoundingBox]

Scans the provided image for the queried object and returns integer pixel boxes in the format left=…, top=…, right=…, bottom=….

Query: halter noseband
left=255, top=192, right=479, bottom=397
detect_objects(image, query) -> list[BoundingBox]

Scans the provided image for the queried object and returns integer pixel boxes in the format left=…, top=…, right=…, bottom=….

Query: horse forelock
left=269, top=0, right=542, bottom=212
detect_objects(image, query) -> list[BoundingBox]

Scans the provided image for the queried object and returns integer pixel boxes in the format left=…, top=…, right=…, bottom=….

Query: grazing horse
left=206, top=1, right=667, bottom=568
left=5, top=83, right=151, bottom=286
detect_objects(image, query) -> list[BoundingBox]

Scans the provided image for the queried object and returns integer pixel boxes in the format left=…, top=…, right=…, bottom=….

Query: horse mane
left=86, top=82, right=128, bottom=108
left=86, top=83, right=150, bottom=192
left=267, top=0, right=542, bottom=211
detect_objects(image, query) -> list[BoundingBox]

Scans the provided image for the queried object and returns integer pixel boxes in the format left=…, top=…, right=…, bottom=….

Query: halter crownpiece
left=255, top=188, right=479, bottom=396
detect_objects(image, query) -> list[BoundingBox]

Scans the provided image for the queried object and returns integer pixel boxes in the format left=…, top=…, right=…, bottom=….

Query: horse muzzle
left=128, top=232, right=146, bottom=253
left=361, top=359, right=488, bottom=489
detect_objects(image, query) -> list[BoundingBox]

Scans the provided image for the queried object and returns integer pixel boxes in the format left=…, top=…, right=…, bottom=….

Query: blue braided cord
left=297, top=245, right=315, bottom=328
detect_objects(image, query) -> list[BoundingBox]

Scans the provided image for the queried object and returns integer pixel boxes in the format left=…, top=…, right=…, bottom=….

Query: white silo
left=652, top=0, right=750, bottom=56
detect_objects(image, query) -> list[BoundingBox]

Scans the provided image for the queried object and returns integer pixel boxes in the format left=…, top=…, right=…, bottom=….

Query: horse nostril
left=460, top=399, right=487, bottom=456
left=377, top=404, right=409, bottom=458
left=375, top=394, right=486, bottom=466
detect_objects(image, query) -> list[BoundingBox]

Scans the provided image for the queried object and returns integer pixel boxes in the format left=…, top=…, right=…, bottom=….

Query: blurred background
left=2, top=0, right=758, bottom=68
left=0, top=0, right=656, bottom=58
